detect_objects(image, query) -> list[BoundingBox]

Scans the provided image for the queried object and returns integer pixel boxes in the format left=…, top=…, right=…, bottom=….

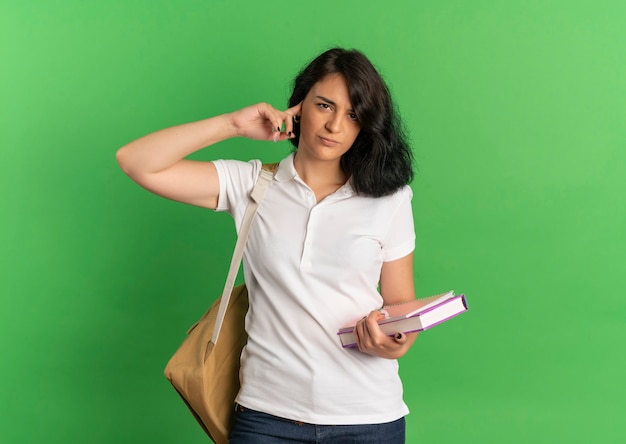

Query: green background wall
left=2, top=1, right=625, bottom=442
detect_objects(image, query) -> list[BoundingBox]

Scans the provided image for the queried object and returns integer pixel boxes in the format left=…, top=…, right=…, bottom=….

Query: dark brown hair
left=288, top=48, right=413, bottom=197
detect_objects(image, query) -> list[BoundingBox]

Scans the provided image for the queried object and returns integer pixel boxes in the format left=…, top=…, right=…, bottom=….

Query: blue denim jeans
left=229, top=404, right=406, bottom=444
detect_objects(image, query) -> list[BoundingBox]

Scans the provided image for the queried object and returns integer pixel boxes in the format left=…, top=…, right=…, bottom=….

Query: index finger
left=286, top=101, right=302, bottom=116
left=362, top=309, right=387, bottom=335
left=283, top=102, right=302, bottom=139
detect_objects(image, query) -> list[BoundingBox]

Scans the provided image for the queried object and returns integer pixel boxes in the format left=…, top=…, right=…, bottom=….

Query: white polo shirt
left=213, top=154, right=415, bottom=425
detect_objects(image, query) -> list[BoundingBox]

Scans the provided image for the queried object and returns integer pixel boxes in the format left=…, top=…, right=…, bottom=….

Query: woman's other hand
left=352, top=310, right=418, bottom=359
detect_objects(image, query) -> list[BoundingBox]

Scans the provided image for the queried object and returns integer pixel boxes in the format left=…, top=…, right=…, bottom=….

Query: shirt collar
left=274, top=153, right=355, bottom=198
left=274, top=153, right=298, bottom=182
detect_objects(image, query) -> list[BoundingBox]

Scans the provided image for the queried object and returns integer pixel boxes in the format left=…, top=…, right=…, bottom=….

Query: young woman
left=117, top=48, right=417, bottom=443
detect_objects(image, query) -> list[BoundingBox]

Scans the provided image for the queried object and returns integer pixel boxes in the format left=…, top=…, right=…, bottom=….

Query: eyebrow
left=315, top=95, right=355, bottom=112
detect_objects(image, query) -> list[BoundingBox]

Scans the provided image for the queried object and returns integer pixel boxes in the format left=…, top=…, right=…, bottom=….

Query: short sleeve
left=380, top=186, right=415, bottom=262
left=212, top=159, right=261, bottom=215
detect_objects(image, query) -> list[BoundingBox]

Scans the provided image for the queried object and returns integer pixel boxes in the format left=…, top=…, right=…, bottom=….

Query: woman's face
left=297, top=73, right=361, bottom=164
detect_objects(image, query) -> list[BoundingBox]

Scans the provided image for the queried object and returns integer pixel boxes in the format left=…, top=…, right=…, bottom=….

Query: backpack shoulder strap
left=211, top=163, right=275, bottom=344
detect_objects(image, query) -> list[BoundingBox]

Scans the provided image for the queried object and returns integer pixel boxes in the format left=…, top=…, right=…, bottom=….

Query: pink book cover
left=378, top=291, right=458, bottom=321
left=337, top=291, right=468, bottom=348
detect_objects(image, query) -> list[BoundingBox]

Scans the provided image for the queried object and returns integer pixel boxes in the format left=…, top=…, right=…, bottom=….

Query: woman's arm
left=353, top=253, right=418, bottom=359
left=116, top=102, right=301, bottom=209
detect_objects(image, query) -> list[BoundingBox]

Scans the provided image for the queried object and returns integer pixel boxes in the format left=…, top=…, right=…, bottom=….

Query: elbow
left=115, top=145, right=155, bottom=186
left=115, top=146, right=132, bottom=175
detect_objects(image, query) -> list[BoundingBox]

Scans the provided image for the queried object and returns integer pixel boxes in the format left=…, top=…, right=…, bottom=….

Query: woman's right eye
left=317, top=103, right=331, bottom=110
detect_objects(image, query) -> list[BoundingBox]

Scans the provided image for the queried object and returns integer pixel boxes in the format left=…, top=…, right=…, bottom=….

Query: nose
left=324, top=113, right=342, bottom=133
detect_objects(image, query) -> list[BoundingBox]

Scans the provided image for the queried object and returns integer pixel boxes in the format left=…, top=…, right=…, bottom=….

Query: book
left=337, top=291, right=468, bottom=348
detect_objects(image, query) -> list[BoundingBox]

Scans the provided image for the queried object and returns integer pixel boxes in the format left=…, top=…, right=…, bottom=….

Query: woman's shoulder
left=213, top=157, right=262, bottom=171
left=395, top=184, right=413, bottom=199
left=213, top=158, right=262, bottom=182
left=369, top=184, right=413, bottom=204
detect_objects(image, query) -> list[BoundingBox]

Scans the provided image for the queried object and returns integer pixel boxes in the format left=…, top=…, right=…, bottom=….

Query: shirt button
left=305, top=241, right=312, bottom=247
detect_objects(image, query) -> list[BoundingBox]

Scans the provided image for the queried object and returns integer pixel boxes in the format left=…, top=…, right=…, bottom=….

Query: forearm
left=116, top=113, right=237, bottom=177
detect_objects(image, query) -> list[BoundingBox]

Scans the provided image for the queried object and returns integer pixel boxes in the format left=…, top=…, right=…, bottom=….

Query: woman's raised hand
left=229, top=102, right=302, bottom=142
left=116, top=101, right=303, bottom=210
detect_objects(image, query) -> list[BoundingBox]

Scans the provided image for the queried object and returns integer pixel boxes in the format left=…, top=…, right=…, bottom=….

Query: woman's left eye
left=349, top=113, right=358, bottom=121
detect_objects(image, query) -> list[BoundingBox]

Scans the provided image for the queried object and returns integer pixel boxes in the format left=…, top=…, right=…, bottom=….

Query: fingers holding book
left=352, top=310, right=417, bottom=359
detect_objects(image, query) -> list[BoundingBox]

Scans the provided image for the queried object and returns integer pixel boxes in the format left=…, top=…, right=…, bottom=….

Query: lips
left=319, top=136, right=339, bottom=146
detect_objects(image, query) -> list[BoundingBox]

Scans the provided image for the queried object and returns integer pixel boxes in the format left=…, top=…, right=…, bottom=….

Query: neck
left=292, top=152, right=348, bottom=203
left=293, top=152, right=347, bottom=188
